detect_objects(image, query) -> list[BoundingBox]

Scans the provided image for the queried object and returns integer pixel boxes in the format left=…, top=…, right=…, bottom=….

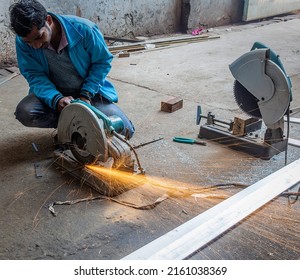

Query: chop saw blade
left=233, top=80, right=262, bottom=118
left=57, top=102, right=108, bottom=164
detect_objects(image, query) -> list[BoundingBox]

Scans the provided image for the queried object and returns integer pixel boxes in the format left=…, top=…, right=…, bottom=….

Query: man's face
left=22, top=17, right=52, bottom=49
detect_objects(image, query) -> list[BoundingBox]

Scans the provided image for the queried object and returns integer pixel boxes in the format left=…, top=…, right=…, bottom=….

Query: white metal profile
left=123, top=158, right=300, bottom=260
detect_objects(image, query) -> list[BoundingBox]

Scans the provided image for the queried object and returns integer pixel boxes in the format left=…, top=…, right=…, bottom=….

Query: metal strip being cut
left=123, top=158, right=300, bottom=260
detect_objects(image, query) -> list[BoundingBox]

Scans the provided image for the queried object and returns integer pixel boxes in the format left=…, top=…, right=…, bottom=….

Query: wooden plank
left=123, top=158, right=300, bottom=260
left=105, top=36, right=144, bottom=43
left=109, top=45, right=145, bottom=54
left=108, top=35, right=220, bottom=54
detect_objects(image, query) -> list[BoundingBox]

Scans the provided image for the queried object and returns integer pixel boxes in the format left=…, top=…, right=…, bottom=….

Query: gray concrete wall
left=0, top=0, right=15, bottom=65
left=0, top=0, right=243, bottom=66
left=41, top=0, right=182, bottom=37
left=188, top=0, right=244, bottom=30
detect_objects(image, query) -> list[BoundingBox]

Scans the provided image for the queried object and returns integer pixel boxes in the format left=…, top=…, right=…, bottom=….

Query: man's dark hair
left=9, top=0, right=48, bottom=37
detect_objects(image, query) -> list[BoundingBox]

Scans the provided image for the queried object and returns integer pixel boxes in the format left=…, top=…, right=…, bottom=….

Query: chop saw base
left=53, top=149, right=135, bottom=197
left=199, top=124, right=287, bottom=160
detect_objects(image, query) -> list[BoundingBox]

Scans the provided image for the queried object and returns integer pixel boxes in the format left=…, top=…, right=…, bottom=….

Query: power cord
left=285, top=106, right=290, bottom=166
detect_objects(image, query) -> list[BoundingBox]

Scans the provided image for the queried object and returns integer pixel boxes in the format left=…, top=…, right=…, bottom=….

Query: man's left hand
left=57, top=96, right=74, bottom=112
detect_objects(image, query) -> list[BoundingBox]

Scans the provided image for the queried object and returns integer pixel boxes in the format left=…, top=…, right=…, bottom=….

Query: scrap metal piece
left=31, top=142, right=39, bottom=152
left=34, top=163, right=43, bottom=178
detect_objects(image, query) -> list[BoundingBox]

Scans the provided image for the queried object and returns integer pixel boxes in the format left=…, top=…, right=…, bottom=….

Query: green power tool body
left=53, top=99, right=144, bottom=196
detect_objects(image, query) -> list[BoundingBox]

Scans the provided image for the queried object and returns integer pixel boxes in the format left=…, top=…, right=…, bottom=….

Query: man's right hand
left=57, top=96, right=74, bottom=112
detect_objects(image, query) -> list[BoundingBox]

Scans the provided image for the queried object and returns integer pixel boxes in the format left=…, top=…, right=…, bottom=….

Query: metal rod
left=205, top=112, right=232, bottom=126
left=112, top=131, right=145, bottom=174
left=0, top=72, right=19, bottom=86
left=289, top=106, right=300, bottom=116
left=31, top=142, right=39, bottom=152
left=34, top=163, right=43, bottom=178
left=133, top=137, right=164, bottom=149
left=288, top=138, right=300, bottom=148
left=123, top=158, right=300, bottom=260
left=284, top=116, right=300, bottom=124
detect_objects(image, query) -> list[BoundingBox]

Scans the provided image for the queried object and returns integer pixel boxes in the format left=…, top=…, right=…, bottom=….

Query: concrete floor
left=0, top=16, right=300, bottom=260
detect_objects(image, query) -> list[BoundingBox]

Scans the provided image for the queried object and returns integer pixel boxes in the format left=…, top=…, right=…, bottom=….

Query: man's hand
left=57, top=96, right=74, bottom=112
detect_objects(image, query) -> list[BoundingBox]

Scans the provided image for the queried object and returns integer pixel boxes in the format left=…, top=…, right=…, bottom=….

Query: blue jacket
left=16, top=13, right=118, bottom=110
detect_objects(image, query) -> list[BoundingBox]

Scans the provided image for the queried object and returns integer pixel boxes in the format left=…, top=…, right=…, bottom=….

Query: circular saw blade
left=233, top=80, right=262, bottom=119
left=57, top=102, right=108, bottom=164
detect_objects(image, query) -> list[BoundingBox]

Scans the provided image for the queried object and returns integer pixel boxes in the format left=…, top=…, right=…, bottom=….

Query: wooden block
left=118, top=52, right=130, bottom=58
left=232, top=116, right=262, bottom=136
left=161, top=97, right=183, bottom=113
left=232, top=116, right=247, bottom=136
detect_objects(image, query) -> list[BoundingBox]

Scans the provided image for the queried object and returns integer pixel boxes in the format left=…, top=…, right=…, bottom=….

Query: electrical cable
left=285, top=106, right=290, bottom=166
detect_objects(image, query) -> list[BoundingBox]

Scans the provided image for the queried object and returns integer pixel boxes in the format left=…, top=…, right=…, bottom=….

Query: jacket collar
left=48, top=12, right=82, bottom=48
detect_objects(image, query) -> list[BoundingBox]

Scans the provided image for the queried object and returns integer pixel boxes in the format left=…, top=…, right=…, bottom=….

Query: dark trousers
left=15, top=93, right=135, bottom=139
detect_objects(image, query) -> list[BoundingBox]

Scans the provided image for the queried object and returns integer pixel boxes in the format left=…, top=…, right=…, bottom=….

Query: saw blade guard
left=229, top=42, right=292, bottom=127
left=57, top=101, right=109, bottom=164
left=251, top=41, right=292, bottom=97
left=56, top=100, right=141, bottom=173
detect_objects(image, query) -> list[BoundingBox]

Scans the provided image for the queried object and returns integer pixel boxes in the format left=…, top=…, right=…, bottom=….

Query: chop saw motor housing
left=198, top=42, right=292, bottom=159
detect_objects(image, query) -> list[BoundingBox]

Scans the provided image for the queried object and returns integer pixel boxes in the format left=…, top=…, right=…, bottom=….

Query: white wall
left=243, top=0, right=300, bottom=21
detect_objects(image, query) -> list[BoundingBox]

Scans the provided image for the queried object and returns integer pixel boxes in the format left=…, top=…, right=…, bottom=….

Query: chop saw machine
left=53, top=100, right=145, bottom=196
left=197, top=42, right=292, bottom=159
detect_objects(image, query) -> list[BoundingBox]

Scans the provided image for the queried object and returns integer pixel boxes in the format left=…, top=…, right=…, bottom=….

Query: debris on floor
left=0, top=67, right=19, bottom=86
